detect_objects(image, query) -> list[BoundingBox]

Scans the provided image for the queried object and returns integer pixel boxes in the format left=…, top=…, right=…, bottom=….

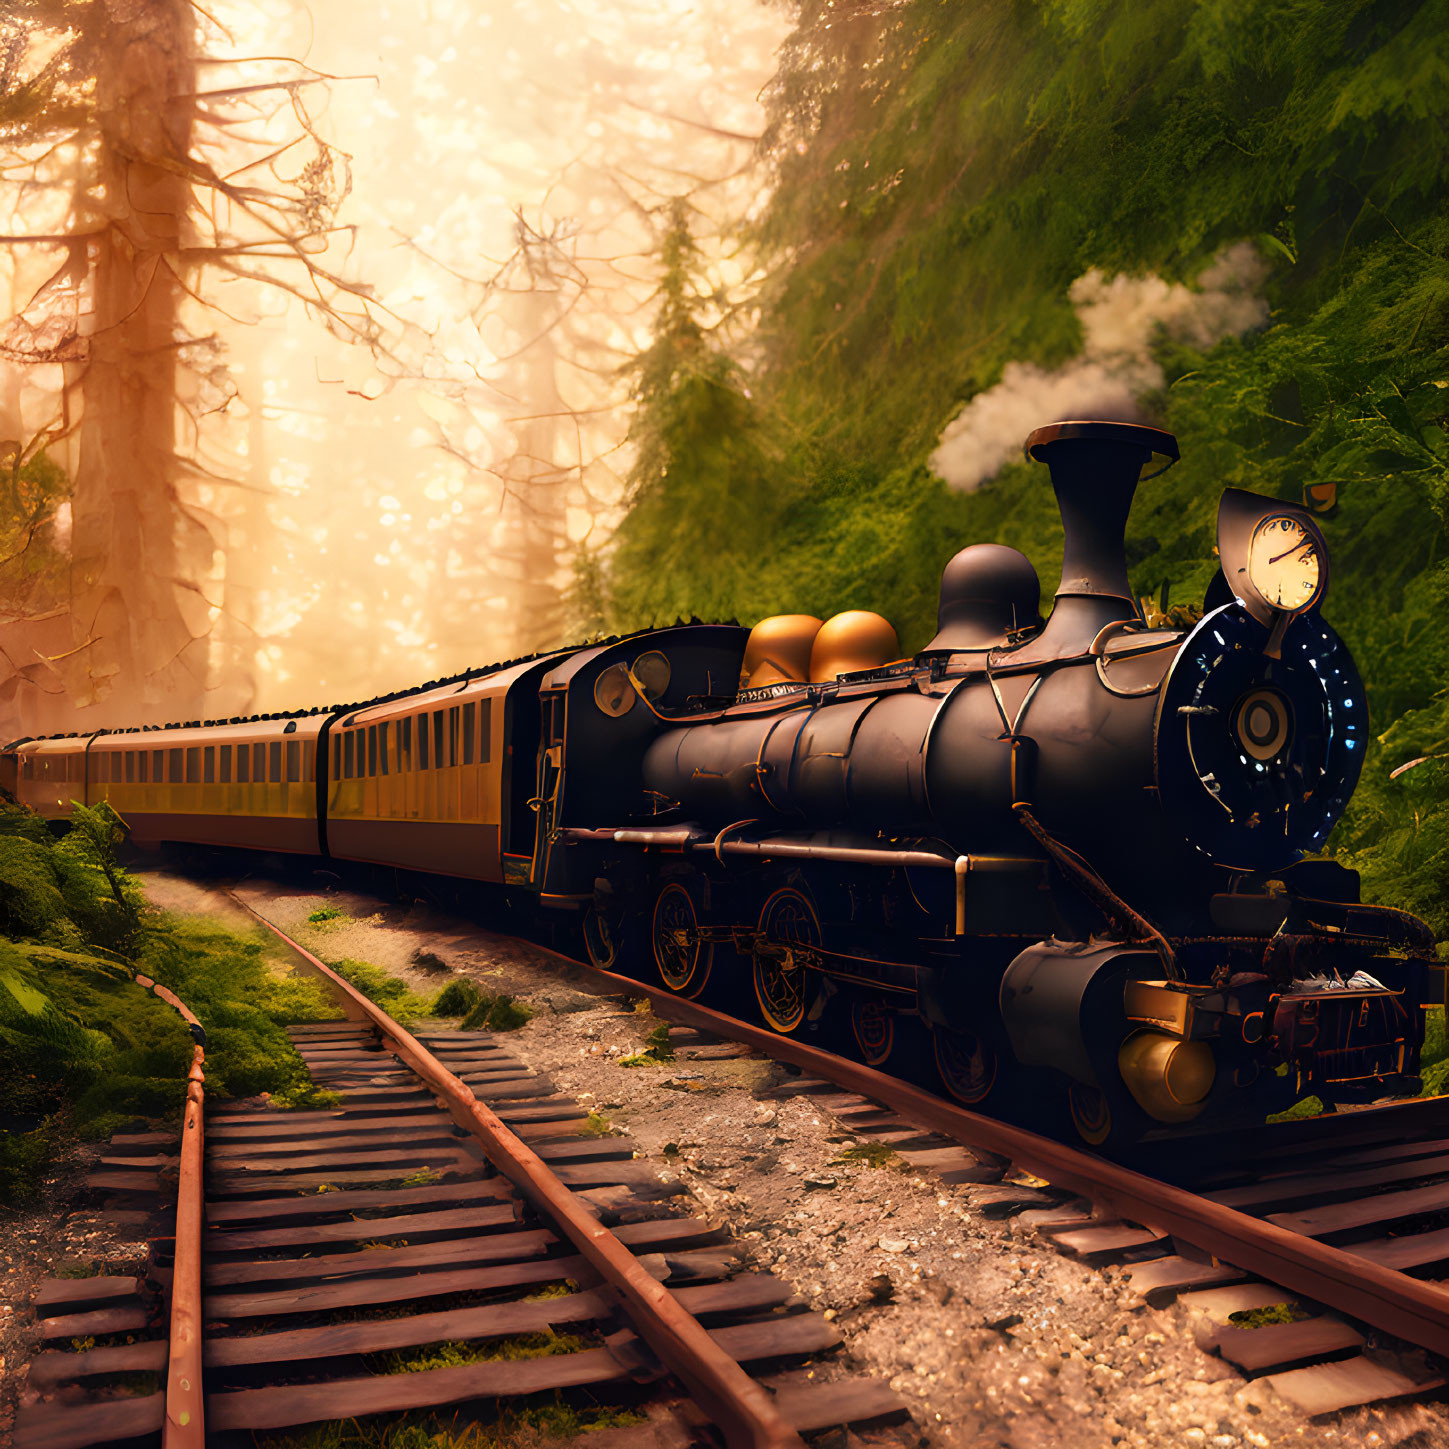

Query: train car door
left=528, top=690, right=565, bottom=888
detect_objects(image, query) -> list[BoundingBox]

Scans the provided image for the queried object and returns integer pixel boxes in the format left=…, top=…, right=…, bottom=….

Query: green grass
left=326, top=958, right=436, bottom=1026
left=308, top=905, right=347, bottom=925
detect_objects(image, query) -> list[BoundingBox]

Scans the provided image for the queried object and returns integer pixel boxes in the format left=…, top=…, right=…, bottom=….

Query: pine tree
left=605, top=199, right=774, bottom=630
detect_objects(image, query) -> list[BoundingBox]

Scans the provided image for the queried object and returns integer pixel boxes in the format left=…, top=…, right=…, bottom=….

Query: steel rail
left=132, top=973, right=207, bottom=1449
left=237, top=898, right=806, bottom=1449
left=548, top=955, right=1449, bottom=1362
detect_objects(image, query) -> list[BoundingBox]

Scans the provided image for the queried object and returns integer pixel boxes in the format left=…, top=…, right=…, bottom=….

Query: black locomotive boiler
left=565, top=421, right=1431, bottom=1144
left=5, top=420, right=1431, bottom=1147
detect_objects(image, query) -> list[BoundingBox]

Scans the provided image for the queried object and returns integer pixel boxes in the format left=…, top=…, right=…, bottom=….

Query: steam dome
left=924, top=544, right=1041, bottom=651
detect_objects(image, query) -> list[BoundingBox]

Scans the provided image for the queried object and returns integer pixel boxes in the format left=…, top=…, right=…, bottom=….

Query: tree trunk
left=64, top=0, right=207, bottom=724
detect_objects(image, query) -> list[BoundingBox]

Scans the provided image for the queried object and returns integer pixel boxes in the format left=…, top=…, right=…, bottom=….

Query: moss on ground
left=376, top=1329, right=592, bottom=1374
left=1230, top=1303, right=1308, bottom=1329
left=619, top=1024, right=674, bottom=1067
left=0, top=800, right=347, bottom=1206
left=256, top=1396, right=646, bottom=1447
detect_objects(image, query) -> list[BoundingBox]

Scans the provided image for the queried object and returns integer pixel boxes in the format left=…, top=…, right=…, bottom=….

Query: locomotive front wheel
left=753, top=887, right=823, bottom=1034
left=651, top=881, right=713, bottom=998
left=850, top=995, right=896, bottom=1067
left=1068, top=1082, right=1113, bottom=1147
left=1068, top=1081, right=1149, bottom=1152
left=582, top=906, right=620, bottom=971
left=933, top=1026, right=998, bottom=1105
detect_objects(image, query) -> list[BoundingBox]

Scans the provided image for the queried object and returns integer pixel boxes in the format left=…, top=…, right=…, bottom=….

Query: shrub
left=433, top=978, right=482, bottom=1016
left=460, top=992, right=532, bottom=1032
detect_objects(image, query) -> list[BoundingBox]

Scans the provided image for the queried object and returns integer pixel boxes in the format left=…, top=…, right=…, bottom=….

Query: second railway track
left=14, top=905, right=911, bottom=1449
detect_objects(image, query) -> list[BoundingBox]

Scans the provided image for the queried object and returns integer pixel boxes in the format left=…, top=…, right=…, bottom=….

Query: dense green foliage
left=0, top=804, right=343, bottom=1206
left=603, top=199, right=778, bottom=626
left=604, top=0, right=1449, bottom=934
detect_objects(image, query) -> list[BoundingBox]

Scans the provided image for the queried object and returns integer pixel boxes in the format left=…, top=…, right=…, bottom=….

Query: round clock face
left=1247, top=514, right=1323, bottom=613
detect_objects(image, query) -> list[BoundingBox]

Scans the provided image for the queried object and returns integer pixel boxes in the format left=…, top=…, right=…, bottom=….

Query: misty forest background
left=1, top=0, right=1447, bottom=943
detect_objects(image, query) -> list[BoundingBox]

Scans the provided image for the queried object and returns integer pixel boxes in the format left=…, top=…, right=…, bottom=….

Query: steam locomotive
left=4, top=421, right=1431, bottom=1146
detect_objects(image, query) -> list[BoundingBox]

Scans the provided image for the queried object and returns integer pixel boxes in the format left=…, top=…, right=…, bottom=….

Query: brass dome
left=741, top=614, right=823, bottom=689
left=809, top=611, right=900, bottom=681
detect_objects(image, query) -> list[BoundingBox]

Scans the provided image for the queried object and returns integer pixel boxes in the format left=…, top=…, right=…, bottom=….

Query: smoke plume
left=929, top=242, right=1269, bottom=492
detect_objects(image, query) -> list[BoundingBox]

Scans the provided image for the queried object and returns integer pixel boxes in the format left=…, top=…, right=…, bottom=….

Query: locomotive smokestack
left=1024, top=420, right=1179, bottom=652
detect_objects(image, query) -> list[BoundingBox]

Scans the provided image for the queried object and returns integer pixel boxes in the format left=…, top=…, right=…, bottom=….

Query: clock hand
left=1268, top=539, right=1314, bottom=565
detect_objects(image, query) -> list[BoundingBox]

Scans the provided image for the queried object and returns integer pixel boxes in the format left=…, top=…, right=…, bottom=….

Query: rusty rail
left=132, top=973, right=206, bottom=1448
left=236, top=898, right=807, bottom=1449
left=540, top=955, right=1449, bottom=1362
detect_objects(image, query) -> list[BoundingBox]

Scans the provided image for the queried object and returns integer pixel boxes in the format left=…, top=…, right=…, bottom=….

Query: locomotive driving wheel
left=753, top=887, right=823, bottom=1034
left=932, top=1025, right=999, bottom=1105
left=582, top=906, right=620, bottom=971
left=651, top=880, right=713, bottom=998
left=850, top=995, right=897, bottom=1066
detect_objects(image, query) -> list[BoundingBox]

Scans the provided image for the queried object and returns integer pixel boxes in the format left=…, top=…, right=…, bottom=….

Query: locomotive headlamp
left=1234, top=688, right=1292, bottom=762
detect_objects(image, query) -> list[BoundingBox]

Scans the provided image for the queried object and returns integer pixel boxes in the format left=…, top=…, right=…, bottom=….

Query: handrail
left=236, top=898, right=806, bottom=1449
left=132, top=972, right=206, bottom=1448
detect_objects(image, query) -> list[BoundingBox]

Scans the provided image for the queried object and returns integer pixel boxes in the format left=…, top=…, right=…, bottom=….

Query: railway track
left=16, top=881, right=1449, bottom=1440
left=11, top=911, right=911, bottom=1449
left=533, top=938, right=1449, bottom=1421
